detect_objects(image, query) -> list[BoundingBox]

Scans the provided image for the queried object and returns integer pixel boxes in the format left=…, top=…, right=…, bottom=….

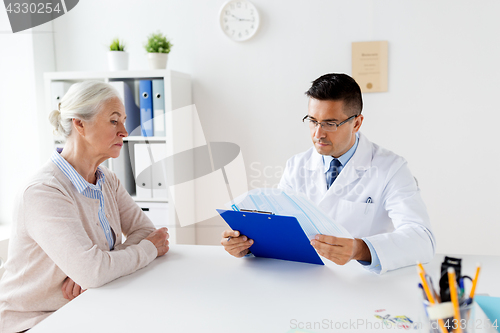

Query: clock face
left=219, top=0, right=260, bottom=42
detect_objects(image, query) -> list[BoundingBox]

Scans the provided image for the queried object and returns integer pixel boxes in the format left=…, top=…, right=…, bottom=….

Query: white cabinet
left=135, top=202, right=169, bottom=228
left=42, top=70, right=195, bottom=244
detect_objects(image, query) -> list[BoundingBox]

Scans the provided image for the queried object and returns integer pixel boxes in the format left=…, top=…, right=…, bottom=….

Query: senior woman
left=0, top=81, right=169, bottom=332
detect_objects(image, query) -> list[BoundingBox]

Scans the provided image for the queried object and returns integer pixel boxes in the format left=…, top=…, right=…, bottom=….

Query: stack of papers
left=228, top=188, right=352, bottom=240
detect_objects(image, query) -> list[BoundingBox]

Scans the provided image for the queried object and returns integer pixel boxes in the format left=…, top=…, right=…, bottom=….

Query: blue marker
left=459, top=278, right=465, bottom=299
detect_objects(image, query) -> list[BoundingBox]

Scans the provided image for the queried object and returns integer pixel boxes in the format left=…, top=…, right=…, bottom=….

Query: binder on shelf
left=134, top=143, right=153, bottom=198
left=217, top=209, right=324, bottom=265
left=139, top=80, right=154, bottom=137
left=150, top=143, right=168, bottom=199
left=112, top=142, right=136, bottom=195
left=152, top=79, right=166, bottom=137
left=109, top=81, right=141, bottom=136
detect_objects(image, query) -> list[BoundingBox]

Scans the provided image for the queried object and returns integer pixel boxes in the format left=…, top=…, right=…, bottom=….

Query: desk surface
left=30, top=245, right=500, bottom=333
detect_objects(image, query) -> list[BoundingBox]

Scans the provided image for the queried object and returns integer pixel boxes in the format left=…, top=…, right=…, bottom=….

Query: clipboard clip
left=239, top=209, right=275, bottom=215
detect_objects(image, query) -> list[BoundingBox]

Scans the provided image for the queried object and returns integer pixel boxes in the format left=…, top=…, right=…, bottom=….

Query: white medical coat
left=278, top=132, right=435, bottom=273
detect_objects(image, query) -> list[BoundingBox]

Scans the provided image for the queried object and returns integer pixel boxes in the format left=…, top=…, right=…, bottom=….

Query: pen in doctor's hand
left=227, top=230, right=240, bottom=243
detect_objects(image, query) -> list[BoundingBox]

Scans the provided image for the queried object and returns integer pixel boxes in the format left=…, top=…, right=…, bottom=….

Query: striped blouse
left=51, top=150, right=115, bottom=250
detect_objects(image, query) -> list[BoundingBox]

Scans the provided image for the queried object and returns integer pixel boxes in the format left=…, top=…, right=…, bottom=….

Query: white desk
left=30, top=245, right=500, bottom=333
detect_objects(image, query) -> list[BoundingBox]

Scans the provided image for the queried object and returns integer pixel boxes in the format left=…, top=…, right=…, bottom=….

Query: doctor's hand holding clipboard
left=220, top=229, right=371, bottom=265
left=221, top=230, right=253, bottom=258
left=310, top=235, right=371, bottom=265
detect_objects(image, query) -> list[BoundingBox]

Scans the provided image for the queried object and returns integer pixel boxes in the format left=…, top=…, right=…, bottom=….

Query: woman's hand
left=145, top=227, right=169, bottom=257
left=62, top=277, right=86, bottom=300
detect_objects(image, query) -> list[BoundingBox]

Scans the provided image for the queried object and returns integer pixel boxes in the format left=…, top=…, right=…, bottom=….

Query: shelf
left=132, top=196, right=168, bottom=203
left=124, top=136, right=167, bottom=142
left=44, top=69, right=190, bottom=81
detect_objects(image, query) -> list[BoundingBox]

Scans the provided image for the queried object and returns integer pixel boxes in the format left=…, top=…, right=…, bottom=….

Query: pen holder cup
left=423, top=300, right=475, bottom=333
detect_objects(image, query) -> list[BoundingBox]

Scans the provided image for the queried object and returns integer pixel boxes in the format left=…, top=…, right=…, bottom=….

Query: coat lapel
left=319, top=133, right=373, bottom=204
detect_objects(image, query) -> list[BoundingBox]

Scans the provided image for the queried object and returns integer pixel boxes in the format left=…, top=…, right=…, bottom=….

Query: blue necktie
left=326, top=158, right=342, bottom=189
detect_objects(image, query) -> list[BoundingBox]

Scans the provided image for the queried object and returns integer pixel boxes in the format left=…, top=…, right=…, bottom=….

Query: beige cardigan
left=0, top=160, right=158, bottom=333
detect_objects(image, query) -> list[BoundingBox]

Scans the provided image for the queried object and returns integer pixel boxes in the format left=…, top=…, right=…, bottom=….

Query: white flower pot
left=107, top=51, right=129, bottom=71
left=148, top=53, right=169, bottom=69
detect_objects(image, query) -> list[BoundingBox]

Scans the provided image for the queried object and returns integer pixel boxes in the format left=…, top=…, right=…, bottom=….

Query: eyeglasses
left=302, top=114, right=357, bottom=132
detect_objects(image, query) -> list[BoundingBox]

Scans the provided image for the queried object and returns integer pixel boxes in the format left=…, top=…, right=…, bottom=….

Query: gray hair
left=48, top=81, right=122, bottom=138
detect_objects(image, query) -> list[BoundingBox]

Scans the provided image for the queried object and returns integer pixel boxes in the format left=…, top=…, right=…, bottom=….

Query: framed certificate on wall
left=352, top=41, right=388, bottom=93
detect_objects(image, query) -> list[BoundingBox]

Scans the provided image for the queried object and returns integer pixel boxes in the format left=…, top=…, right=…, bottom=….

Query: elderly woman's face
left=83, top=97, right=127, bottom=159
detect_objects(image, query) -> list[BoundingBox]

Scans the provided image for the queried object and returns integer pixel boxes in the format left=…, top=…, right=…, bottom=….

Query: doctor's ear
left=353, top=115, right=364, bottom=132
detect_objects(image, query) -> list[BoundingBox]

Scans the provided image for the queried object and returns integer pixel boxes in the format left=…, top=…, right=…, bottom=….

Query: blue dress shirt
left=322, top=133, right=359, bottom=176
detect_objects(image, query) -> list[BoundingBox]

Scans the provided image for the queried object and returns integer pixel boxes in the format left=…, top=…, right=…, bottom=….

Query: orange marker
left=417, top=261, right=426, bottom=274
left=469, top=264, right=481, bottom=299
left=448, top=267, right=462, bottom=333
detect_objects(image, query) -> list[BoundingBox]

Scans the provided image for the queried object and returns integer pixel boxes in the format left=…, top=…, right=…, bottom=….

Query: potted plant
left=144, top=32, right=172, bottom=69
left=107, top=38, right=128, bottom=71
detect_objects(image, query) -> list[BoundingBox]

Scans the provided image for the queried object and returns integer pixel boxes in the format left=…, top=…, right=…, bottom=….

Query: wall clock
left=219, top=0, right=260, bottom=42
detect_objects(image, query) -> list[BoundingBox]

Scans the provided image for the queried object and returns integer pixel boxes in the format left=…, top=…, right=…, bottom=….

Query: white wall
left=2, top=0, right=499, bottom=255
left=0, top=14, right=55, bottom=228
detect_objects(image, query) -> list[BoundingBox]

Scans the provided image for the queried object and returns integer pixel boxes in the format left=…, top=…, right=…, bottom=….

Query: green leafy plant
left=109, top=38, right=125, bottom=52
left=144, top=32, right=172, bottom=54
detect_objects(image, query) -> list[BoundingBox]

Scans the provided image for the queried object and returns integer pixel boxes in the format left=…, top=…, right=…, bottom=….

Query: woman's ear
left=72, top=118, right=85, bottom=137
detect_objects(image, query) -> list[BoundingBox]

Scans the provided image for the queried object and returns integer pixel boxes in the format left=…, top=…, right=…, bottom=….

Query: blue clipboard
left=217, top=209, right=324, bottom=265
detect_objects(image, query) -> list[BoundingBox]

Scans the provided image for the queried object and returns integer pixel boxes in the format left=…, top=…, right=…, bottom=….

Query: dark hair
left=305, top=73, right=363, bottom=117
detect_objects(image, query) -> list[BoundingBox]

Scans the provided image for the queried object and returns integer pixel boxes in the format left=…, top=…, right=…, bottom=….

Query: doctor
left=221, top=73, right=435, bottom=274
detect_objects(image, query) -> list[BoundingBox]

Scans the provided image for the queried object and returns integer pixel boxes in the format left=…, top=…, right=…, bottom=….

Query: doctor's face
left=307, top=98, right=363, bottom=158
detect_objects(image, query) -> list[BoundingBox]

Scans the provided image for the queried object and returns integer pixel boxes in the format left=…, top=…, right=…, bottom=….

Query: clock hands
left=230, top=13, right=253, bottom=22
left=230, top=13, right=242, bottom=21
